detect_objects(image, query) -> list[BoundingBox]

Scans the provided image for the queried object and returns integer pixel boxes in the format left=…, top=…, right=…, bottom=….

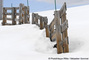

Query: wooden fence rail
left=2, top=3, right=30, bottom=25
left=32, top=13, right=48, bottom=30
left=46, top=2, right=69, bottom=54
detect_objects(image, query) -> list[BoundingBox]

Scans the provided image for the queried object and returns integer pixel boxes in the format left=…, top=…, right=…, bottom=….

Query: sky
left=3, top=0, right=89, bottom=12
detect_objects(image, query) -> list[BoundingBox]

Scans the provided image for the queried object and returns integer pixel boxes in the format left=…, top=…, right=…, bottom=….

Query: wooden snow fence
left=32, top=13, right=48, bottom=30
left=46, top=2, right=69, bottom=54
left=2, top=3, right=30, bottom=25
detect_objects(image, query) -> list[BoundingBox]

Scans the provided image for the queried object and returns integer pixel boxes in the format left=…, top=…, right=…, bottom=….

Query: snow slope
left=0, top=5, right=89, bottom=60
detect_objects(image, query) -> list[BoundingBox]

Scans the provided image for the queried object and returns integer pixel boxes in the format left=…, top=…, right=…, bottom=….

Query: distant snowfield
left=0, top=5, right=89, bottom=60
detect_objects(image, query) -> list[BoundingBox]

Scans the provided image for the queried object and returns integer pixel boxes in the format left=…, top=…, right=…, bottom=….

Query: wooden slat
left=49, top=19, right=55, bottom=29
left=4, top=7, right=19, bottom=10
left=61, top=20, right=68, bottom=32
left=5, top=13, right=12, bottom=15
left=6, top=18, right=12, bottom=20
left=16, top=13, right=19, bottom=15
left=4, top=13, right=19, bottom=15
left=50, top=26, right=55, bottom=34
left=15, top=7, right=19, bottom=9
left=51, top=31, right=56, bottom=41
left=60, top=2, right=67, bottom=17
left=4, top=7, right=13, bottom=10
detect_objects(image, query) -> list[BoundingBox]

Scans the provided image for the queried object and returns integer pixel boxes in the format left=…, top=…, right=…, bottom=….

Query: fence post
left=27, top=6, right=30, bottom=23
left=46, top=25, right=50, bottom=37
left=2, top=8, right=6, bottom=25
left=44, top=17, right=48, bottom=28
left=35, top=14, right=38, bottom=26
left=32, top=13, right=35, bottom=24
left=61, top=13, right=69, bottom=53
left=19, top=3, right=23, bottom=24
left=55, top=11, right=63, bottom=54
left=40, top=16, right=44, bottom=29
left=19, top=3, right=21, bottom=24
left=23, top=6, right=26, bottom=23
left=14, top=8, right=16, bottom=24
left=12, top=8, right=16, bottom=25
left=43, top=17, right=49, bottom=37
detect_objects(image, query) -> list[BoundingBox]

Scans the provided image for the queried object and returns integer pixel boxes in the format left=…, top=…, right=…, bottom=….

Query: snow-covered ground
left=0, top=5, right=89, bottom=60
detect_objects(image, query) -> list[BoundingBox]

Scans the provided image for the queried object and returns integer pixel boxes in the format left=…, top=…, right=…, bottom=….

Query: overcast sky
left=4, top=0, right=89, bottom=12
